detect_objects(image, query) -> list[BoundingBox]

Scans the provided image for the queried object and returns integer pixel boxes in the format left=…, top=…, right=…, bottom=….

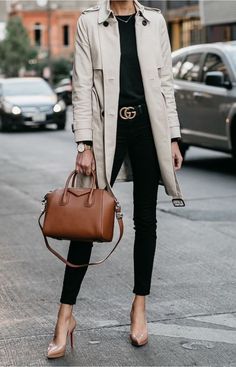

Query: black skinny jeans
left=60, top=105, right=161, bottom=305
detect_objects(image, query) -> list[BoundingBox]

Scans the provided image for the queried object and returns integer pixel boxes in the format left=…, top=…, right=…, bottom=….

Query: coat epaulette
left=82, top=5, right=100, bottom=14
left=143, top=6, right=161, bottom=13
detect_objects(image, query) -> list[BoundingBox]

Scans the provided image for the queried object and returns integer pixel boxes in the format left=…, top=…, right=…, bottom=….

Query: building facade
left=9, top=0, right=97, bottom=59
left=199, top=0, right=236, bottom=42
left=8, top=0, right=236, bottom=58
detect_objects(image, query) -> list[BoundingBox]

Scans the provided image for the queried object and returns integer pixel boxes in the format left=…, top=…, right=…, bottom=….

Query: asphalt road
left=1, top=109, right=236, bottom=366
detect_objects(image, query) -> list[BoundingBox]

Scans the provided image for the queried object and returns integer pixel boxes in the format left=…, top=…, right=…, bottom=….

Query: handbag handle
left=38, top=171, right=124, bottom=268
left=61, top=170, right=96, bottom=206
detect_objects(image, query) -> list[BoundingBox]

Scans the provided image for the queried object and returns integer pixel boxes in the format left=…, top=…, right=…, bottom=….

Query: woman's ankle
left=57, top=303, right=73, bottom=320
left=131, top=295, right=146, bottom=312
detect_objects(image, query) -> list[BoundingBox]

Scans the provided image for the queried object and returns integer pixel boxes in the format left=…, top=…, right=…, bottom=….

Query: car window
left=2, top=80, right=54, bottom=97
left=172, top=55, right=184, bottom=79
left=178, top=53, right=202, bottom=82
left=202, top=53, right=230, bottom=83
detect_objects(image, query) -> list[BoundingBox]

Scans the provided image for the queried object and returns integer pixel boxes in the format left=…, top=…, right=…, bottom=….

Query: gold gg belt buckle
left=119, top=106, right=137, bottom=120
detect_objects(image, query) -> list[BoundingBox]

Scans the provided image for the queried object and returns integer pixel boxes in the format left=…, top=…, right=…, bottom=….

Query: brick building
left=9, top=0, right=97, bottom=60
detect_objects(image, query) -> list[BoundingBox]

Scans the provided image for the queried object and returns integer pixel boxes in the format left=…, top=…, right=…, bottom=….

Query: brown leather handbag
left=38, top=170, right=124, bottom=268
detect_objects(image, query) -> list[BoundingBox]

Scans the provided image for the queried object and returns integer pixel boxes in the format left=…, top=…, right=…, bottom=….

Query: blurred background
left=0, top=0, right=235, bottom=83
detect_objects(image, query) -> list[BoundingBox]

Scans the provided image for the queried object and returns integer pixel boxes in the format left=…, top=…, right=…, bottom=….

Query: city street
left=1, top=109, right=236, bottom=366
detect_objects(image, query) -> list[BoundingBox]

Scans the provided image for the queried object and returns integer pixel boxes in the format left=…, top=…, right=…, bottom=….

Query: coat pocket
left=91, top=87, right=103, bottom=122
left=161, top=90, right=167, bottom=105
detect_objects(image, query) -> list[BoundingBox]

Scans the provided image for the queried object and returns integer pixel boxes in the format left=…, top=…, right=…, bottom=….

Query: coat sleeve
left=72, top=14, right=93, bottom=143
left=159, top=14, right=181, bottom=140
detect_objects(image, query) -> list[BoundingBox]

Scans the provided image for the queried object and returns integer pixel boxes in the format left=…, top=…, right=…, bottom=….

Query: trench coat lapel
left=98, top=17, right=120, bottom=185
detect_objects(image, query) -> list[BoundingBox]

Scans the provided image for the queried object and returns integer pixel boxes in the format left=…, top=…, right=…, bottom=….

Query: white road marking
left=188, top=313, right=236, bottom=329
left=115, top=318, right=236, bottom=345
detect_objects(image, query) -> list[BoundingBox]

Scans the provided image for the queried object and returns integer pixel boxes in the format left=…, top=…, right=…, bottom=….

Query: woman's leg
left=128, top=110, right=161, bottom=344
left=47, top=241, right=93, bottom=357
left=128, top=113, right=161, bottom=296
left=60, top=240, right=94, bottom=305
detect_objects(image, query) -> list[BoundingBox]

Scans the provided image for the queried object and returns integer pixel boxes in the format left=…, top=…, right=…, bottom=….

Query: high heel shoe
left=129, top=308, right=148, bottom=347
left=47, top=316, right=76, bottom=359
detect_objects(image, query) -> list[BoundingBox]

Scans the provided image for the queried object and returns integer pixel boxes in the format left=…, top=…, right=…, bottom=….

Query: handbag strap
left=38, top=202, right=124, bottom=268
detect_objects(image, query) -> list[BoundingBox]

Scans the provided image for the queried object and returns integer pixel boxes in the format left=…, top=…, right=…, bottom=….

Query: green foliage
left=51, top=58, right=72, bottom=85
left=0, top=16, right=37, bottom=77
left=32, top=58, right=72, bottom=85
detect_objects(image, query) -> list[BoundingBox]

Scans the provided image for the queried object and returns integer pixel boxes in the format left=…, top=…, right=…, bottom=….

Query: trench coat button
left=103, top=21, right=109, bottom=27
left=142, top=19, right=147, bottom=26
left=101, top=111, right=104, bottom=117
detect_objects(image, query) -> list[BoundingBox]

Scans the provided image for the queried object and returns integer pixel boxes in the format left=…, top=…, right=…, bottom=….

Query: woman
left=47, top=0, right=184, bottom=359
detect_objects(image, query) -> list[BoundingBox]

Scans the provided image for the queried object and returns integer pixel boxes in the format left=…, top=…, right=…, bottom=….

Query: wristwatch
left=77, top=142, right=92, bottom=153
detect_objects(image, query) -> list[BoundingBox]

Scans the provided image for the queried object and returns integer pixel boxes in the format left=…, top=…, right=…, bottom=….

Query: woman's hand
left=76, top=150, right=96, bottom=176
left=171, top=141, right=183, bottom=171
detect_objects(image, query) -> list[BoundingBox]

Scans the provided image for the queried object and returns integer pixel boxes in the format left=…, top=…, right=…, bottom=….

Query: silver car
left=172, top=41, right=236, bottom=160
left=0, top=77, right=67, bottom=131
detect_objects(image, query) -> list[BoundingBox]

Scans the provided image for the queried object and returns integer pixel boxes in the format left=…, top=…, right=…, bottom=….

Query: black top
left=117, top=12, right=146, bottom=107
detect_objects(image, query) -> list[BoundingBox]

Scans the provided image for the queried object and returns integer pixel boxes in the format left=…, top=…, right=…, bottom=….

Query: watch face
left=78, top=143, right=85, bottom=152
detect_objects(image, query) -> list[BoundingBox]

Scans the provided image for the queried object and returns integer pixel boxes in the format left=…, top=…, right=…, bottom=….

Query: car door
left=174, top=52, right=205, bottom=145
left=191, top=52, right=233, bottom=150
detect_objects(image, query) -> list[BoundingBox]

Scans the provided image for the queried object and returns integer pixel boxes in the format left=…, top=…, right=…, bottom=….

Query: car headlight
left=12, top=106, right=21, bottom=115
left=3, top=101, right=21, bottom=115
left=53, top=100, right=66, bottom=113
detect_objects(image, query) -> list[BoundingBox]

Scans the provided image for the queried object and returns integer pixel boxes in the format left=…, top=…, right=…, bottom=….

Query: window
left=34, top=22, right=42, bottom=46
left=178, top=53, right=202, bottom=81
left=202, top=53, right=230, bottom=83
left=172, top=54, right=184, bottom=79
left=63, top=25, right=69, bottom=46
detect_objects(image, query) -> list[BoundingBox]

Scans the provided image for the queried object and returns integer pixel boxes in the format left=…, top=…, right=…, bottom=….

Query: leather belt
left=118, top=103, right=147, bottom=120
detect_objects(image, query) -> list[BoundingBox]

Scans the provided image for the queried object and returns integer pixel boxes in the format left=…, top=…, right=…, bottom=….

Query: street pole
left=47, top=0, right=53, bottom=86
left=37, top=0, right=53, bottom=85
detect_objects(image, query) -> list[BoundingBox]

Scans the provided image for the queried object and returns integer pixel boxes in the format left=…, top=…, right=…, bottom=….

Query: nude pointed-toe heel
left=47, top=317, right=76, bottom=359
left=129, top=332, right=148, bottom=347
left=130, top=309, right=148, bottom=347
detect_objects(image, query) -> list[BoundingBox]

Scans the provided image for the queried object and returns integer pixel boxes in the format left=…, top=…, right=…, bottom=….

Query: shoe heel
left=70, top=328, right=75, bottom=349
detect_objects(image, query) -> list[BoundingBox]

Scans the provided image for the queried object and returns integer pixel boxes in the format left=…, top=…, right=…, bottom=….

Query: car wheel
left=57, top=121, right=66, bottom=130
left=179, top=141, right=189, bottom=161
left=0, top=115, right=10, bottom=132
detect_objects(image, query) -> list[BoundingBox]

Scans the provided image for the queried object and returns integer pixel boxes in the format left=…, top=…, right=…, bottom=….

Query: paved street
left=1, top=108, right=236, bottom=366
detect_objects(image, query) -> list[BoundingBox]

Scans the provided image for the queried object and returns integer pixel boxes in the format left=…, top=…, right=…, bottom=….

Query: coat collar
left=98, top=0, right=151, bottom=24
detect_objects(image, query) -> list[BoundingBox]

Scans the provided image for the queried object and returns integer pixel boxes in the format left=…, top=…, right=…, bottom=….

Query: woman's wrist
left=171, top=137, right=181, bottom=143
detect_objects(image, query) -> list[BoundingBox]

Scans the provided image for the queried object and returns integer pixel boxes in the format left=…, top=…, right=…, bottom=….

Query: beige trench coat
left=72, top=0, right=185, bottom=207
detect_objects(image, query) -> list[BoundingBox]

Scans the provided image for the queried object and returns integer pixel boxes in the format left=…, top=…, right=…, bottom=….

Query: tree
left=51, top=58, right=72, bottom=85
left=0, top=16, right=37, bottom=77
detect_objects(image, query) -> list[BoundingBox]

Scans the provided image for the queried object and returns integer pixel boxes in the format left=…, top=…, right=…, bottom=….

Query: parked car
left=54, top=78, right=72, bottom=106
left=172, top=41, right=236, bottom=160
left=0, top=77, right=67, bottom=131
